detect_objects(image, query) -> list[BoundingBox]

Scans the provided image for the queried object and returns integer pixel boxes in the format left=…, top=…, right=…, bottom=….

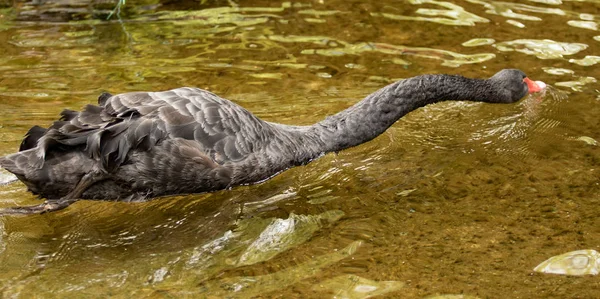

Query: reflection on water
left=462, top=38, right=495, bottom=47
left=372, top=0, right=489, bottom=26
left=1, top=0, right=600, bottom=297
left=494, top=39, right=588, bottom=59
left=543, top=67, right=575, bottom=75
left=555, top=76, right=597, bottom=91
left=569, top=55, right=600, bottom=66
left=471, top=0, right=566, bottom=20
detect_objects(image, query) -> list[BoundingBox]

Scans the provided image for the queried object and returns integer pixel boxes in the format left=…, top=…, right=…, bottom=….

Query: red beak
left=524, top=77, right=544, bottom=93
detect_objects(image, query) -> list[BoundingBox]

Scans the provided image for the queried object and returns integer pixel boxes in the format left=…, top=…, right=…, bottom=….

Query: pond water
left=0, top=0, right=599, bottom=297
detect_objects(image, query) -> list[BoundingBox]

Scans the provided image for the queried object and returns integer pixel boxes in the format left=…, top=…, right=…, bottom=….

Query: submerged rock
left=312, top=274, right=404, bottom=299
left=576, top=136, right=598, bottom=146
left=236, top=210, right=345, bottom=266
left=196, top=241, right=362, bottom=298
left=0, top=220, right=4, bottom=255
left=534, top=250, right=600, bottom=276
left=424, top=295, right=480, bottom=299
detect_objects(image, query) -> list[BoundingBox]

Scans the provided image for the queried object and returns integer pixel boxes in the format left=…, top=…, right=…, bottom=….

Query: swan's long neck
left=310, top=74, right=494, bottom=153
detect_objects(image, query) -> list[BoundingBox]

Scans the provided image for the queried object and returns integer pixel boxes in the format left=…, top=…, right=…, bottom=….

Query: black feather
left=19, top=126, right=47, bottom=152
left=98, top=92, right=113, bottom=106
left=60, top=109, right=79, bottom=121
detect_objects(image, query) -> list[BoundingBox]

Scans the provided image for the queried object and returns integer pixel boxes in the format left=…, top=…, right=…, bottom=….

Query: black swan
left=0, top=69, right=545, bottom=215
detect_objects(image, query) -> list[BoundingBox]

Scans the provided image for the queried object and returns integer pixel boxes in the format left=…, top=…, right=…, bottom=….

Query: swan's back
left=0, top=88, right=287, bottom=200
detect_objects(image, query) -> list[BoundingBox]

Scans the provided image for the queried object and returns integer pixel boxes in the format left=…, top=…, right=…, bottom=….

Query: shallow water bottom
left=1, top=121, right=599, bottom=298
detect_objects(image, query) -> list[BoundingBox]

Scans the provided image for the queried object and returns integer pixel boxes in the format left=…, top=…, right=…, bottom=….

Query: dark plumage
left=0, top=69, right=543, bottom=214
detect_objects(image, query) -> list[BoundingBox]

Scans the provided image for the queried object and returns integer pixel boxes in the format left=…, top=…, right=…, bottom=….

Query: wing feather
left=15, top=87, right=273, bottom=173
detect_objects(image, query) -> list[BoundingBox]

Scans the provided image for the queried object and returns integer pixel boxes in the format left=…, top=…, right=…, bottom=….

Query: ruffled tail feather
left=0, top=149, right=40, bottom=177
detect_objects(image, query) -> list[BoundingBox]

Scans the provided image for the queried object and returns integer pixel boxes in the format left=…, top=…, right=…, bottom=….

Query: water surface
left=0, top=0, right=599, bottom=297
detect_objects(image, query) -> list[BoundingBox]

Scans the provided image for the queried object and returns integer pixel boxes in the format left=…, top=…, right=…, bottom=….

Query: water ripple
left=568, top=20, right=598, bottom=31
left=506, top=19, right=526, bottom=28
left=468, top=0, right=566, bottom=20
left=268, top=35, right=495, bottom=67
left=468, top=89, right=568, bottom=159
left=569, top=55, right=600, bottom=66
left=494, top=39, right=588, bottom=59
left=543, top=67, right=574, bottom=76
left=462, top=38, right=495, bottom=47
left=555, top=76, right=597, bottom=91
left=373, top=0, right=489, bottom=26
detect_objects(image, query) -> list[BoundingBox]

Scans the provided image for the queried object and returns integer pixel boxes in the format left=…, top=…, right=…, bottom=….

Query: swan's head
left=488, top=69, right=546, bottom=103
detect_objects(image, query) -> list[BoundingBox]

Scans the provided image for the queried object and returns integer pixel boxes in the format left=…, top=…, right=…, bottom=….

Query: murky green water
left=0, top=0, right=599, bottom=297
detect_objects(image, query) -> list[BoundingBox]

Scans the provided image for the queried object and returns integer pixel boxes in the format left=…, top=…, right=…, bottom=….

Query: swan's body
left=0, top=69, right=544, bottom=214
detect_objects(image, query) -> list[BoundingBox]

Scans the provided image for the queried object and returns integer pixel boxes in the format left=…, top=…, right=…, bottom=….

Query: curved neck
left=309, top=74, right=495, bottom=153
